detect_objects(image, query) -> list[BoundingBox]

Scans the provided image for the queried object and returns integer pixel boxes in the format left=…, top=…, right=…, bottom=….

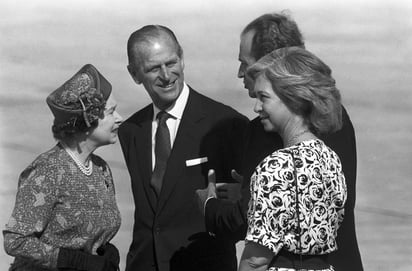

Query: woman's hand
left=238, top=242, right=274, bottom=271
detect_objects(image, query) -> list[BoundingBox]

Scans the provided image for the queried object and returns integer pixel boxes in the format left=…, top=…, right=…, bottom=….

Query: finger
left=231, top=169, right=244, bottom=183
left=208, top=169, right=216, bottom=186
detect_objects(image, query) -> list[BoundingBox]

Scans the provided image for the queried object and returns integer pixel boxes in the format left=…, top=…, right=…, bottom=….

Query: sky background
left=1, top=0, right=412, bottom=270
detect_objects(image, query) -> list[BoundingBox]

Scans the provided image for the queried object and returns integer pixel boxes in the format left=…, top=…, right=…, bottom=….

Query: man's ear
left=127, top=64, right=141, bottom=84
left=180, top=53, right=185, bottom=70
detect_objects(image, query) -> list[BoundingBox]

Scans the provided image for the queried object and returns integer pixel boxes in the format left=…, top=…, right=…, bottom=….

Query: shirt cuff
left=204, top=196, right=216, bottom=216
left=204, top=196, right=217, bottom=237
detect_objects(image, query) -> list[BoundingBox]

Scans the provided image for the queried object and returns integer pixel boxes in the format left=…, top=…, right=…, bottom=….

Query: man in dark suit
left=198, top=13, right=363, bottom=271
left=118, top=25, right=248, bottom=271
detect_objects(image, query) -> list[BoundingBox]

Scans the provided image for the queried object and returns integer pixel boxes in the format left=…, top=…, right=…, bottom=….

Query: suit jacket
left=205, top=106, right=363, bottom=271
left=119, top=87, right=248, bottom=271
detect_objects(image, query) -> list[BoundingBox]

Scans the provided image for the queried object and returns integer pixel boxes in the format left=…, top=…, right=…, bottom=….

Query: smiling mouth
left=159, top=80, right=176, bottom=89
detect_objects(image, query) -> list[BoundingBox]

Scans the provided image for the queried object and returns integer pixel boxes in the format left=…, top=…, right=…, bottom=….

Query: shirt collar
left=153, top=83, right=189, bottom=120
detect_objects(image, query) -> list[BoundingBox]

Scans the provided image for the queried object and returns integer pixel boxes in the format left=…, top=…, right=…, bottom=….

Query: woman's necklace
left=61, top=142, right=93, bottom=176
left=285, top=129, right=310, bottom=148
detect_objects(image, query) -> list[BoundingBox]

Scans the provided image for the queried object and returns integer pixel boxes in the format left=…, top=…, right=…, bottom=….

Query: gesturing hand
left=231, top=169, right=244, bottom=184
left=215, top=169, right=243, bottom=203
left=196, top=169, right=217, bottom=216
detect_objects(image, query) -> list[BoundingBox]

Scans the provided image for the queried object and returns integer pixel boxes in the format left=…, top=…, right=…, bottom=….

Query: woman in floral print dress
left=3, top=64, right=123, bottom=271
left=238, top=47, right=347, bottom=271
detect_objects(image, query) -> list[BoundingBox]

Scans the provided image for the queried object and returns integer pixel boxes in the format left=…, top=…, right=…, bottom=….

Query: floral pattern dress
left=3, top=144, right=121, bottom=271
left=245, top=139, right=347, bottom=271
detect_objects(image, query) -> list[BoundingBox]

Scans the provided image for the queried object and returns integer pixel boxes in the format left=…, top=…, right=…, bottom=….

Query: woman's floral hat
left=46, top=64, right=112, bottom=127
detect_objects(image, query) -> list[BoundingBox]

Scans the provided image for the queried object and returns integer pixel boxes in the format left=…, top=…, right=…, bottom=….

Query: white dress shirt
left=151, top=83, right=190, bottom=170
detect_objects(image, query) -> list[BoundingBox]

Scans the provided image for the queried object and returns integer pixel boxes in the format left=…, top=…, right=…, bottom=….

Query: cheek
left=261, top=102, right=273, bottom=115
left=98, top=117, right=112, bottom=129
left=263, top=104, right=279, bottom=125
left=104, top=117, right=115, bottom=128
left=142, top=74, right=156, bottom=85
left=173, top=65, right=184, bottom=75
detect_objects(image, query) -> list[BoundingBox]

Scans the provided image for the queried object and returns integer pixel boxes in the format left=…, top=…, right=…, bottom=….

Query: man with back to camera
left=118, top=25, right=248, bottom=271
left=197, top=12, right=363, bottom=271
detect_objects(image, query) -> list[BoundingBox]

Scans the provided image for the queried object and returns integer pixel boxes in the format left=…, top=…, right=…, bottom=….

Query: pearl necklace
left=285, top=129, right=311, bottom=148
left=61, top=142, right=93, bottom=176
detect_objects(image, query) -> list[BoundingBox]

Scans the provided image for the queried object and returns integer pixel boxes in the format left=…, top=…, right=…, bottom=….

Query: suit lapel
left=132, top=106, right=157, bottom=212
left=157, top=89, right=207, bottom=213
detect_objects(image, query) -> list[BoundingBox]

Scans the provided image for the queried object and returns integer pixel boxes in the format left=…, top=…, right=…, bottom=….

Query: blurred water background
left=1, top=0, right=412, bottom=270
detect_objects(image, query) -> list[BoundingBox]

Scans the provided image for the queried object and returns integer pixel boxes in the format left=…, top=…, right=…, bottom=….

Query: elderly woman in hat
left=3, top=64, right=123, bottom=271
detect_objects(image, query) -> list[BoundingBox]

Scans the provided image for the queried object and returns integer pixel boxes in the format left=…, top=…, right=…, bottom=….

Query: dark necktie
left=150, top=111, right=172, bottom=198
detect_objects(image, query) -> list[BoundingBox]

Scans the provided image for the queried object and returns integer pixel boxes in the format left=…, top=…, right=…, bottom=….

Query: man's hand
left=216, top=169, right=243, bottom=203
left=196, top=169, right=217, bottom=215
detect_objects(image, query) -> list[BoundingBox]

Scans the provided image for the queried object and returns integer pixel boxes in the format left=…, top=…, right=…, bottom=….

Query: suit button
left=155, top=227, right=160, bottom=234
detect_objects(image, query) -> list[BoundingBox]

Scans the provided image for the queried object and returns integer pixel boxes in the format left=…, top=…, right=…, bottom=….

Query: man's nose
left=114, top=111, right=123, bottom=123
left=160, top=66, right=170, bottom=81
left=237, top=64, right=245, bottom=78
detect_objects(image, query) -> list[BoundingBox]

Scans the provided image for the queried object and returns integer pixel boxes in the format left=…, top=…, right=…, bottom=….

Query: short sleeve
left=245, top=152, right=294, bottom=254
left=3, top=161, right=60, bottom=268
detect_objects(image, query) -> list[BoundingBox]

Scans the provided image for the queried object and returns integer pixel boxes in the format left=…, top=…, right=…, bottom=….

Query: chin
left=262, top=125, right=273, bottom=132
left=157, top=92, right=180, bottom=107
left=262, top=122, right=276, bottom=133
left=100, top=138, right=117, bottom=146
left=109, top=136, right=118, bottom=144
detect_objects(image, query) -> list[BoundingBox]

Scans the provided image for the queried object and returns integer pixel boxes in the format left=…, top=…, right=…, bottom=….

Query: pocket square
left=185, top=157, right=208, bottom=167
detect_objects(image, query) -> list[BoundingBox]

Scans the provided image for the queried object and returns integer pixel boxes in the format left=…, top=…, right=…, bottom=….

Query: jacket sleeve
left=3, top=162, right=60, bottom=268
left=204, top=112, right=250, bottom=241
left=205, top=196, right=249, bottom=241
left=322, top=105, right=363, bottom=270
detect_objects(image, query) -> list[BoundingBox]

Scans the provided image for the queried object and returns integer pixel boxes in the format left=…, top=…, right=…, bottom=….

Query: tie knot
left=157, top=111, right=171, bottom=124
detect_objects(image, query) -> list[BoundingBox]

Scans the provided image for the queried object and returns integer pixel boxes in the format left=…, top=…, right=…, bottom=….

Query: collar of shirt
left=152, top=83, right=189, bottom=122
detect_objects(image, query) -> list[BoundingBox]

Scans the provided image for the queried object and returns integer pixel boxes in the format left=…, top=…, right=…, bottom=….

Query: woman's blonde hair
left=247, top=46, right=342, bottom=135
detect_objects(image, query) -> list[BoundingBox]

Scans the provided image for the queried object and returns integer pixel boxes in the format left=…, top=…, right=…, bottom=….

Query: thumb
left=208, top=169, right=216, bottom=186
left=231, top=169, right=244, bottom=183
